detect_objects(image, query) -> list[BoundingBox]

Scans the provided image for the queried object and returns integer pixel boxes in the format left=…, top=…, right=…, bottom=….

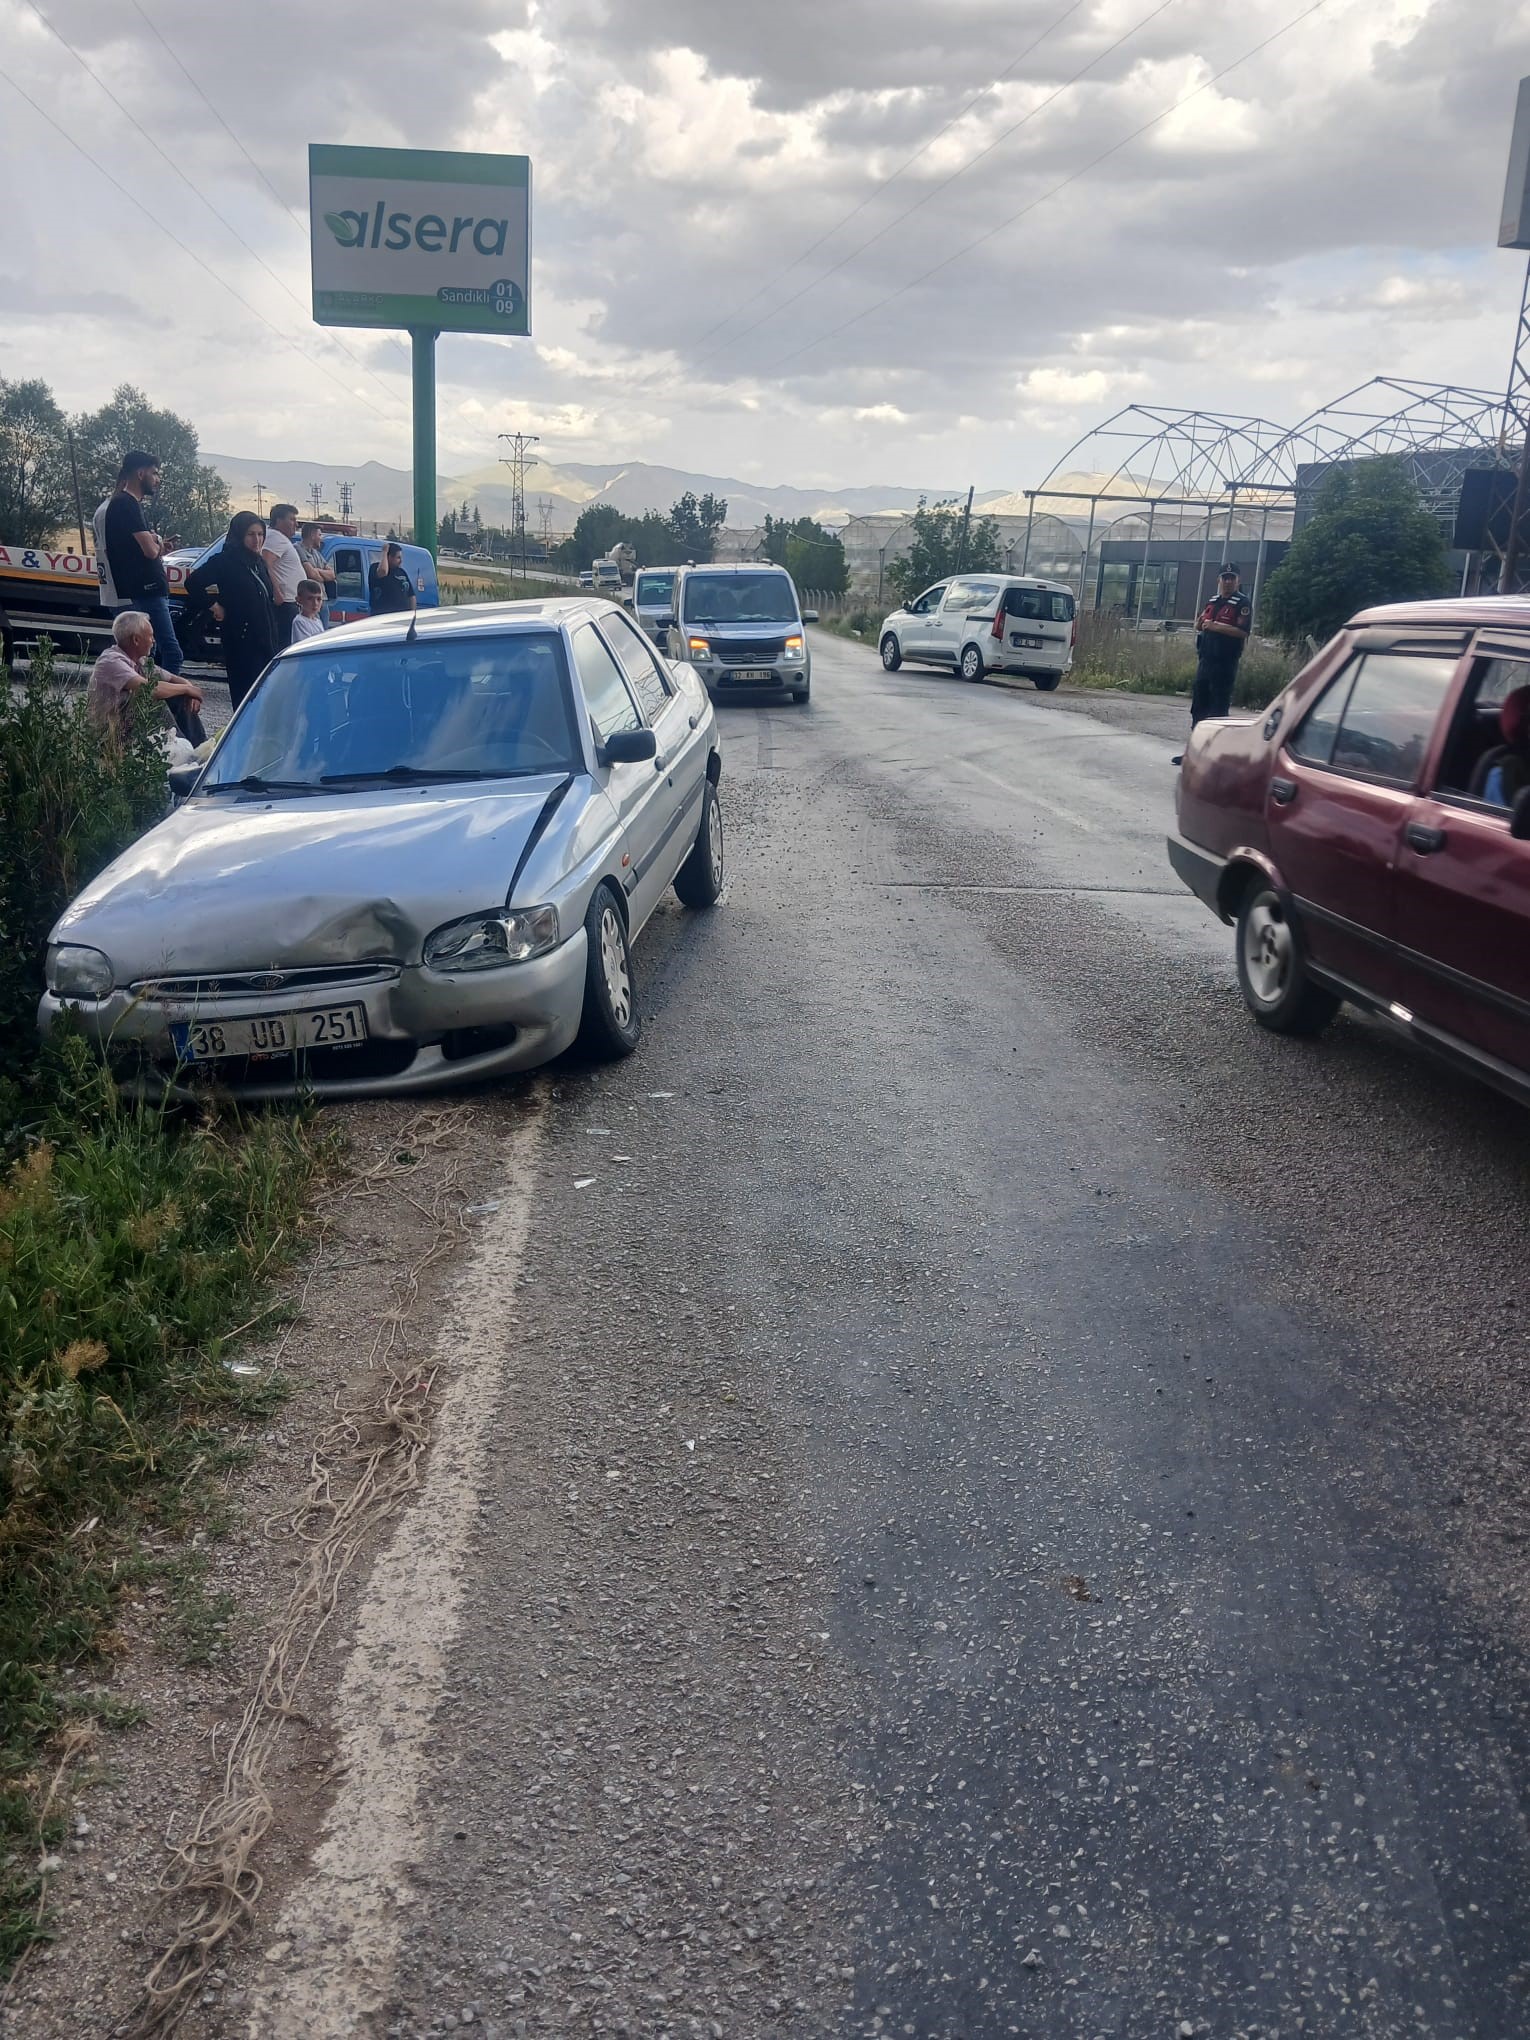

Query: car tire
left=791, top=683, right=810, bottom=703
left=674, top=778, right=725, bottom=908
left=880, top=634, right=902, bottom=672
left=576, top=883, right=641, bottom=1059
left=1235, top=884, right=1341, bottom=1036
left=960, top=643, right=986, bottom=682
left=1033, top=672, right=1062, bottom=692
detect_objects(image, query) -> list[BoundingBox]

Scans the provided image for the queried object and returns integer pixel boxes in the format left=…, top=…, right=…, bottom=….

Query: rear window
left=1005, top=586, right=1074, bottom=623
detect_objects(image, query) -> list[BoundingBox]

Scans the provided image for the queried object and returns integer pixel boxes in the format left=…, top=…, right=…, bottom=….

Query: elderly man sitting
left=87, top=610, right=206, bottom=746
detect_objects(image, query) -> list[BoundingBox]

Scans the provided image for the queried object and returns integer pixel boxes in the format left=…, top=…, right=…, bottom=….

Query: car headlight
left=686, top=636, right=712, bottom=660
left=782, top=634, right=805, bottom=663
left=47, top=943, right=115, bottom=999
left=423, top=905, right=559, bottom=971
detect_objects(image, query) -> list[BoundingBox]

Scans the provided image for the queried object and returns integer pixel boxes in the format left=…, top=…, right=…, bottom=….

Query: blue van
left=168, top=533, right=439, bottom=661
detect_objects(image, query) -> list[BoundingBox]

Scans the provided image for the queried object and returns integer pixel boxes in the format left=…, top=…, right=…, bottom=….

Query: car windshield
left=200, top=633, right=580, bottom=791
left=635, top=572, right=675, bottom=606
left=682, top=572, right=799, bottom=625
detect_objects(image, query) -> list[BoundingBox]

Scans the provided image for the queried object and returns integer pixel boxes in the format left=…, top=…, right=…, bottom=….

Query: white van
left=877, top=574, right=1076, bottom=689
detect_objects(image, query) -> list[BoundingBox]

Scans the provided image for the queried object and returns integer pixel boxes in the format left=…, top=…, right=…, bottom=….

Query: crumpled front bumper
left=38, top=931, right=589, bottom=1099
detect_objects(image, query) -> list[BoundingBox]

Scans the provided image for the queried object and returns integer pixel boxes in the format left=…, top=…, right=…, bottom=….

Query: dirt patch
left=0, top=1086, right=537, bottom=2038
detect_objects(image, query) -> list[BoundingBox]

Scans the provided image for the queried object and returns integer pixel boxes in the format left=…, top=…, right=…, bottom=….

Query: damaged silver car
left=40, top=600, right=725, bottom=1097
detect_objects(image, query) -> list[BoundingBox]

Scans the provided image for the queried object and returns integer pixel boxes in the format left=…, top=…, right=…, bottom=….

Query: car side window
left=1322, top=652, right=1455, bottom=784
left=943, top=579, right=990, bottom=613
left=571, top=623, right=642, bottom=743
left=598, top=609, right=673, bottom=719
left=909, top=585, right=945, bottom=615
left=1436, top=655, right=1530, bottom=800
left=1286, top=663, right=1355, bottom=766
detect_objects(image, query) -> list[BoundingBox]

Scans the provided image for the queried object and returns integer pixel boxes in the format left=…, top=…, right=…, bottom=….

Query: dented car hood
left=53, top=778, right=573, bottom=979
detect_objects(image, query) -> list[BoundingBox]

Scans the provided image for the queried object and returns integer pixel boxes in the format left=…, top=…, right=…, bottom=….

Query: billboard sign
left=309, top=144, right=531, bottom=334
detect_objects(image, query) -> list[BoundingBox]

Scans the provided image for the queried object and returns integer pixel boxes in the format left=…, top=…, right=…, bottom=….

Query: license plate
left=727, top=667, right=776, bottom=681
left=1010, top=634, right=1045, bottom=650
left=172, top=1003, right=368, bottom=1062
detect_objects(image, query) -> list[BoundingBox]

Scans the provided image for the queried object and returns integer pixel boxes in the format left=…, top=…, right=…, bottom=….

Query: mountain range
left=205, top=452, right=1008, bottom=531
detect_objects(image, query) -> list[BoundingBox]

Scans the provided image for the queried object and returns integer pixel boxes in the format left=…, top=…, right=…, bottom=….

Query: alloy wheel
left=707, top=794, right=724, bottom=888
left=600, top=906, right=631, bottom=1027
left=1243, top=896, right=1291, bottom=1007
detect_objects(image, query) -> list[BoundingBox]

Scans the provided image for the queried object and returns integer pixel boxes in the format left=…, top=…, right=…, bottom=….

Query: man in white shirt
left=262, top=503, right=304, bottom=647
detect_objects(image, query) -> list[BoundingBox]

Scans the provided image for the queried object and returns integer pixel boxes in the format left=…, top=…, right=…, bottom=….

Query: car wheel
left=576, top=884, right=641, bottom=1058
left=960, top=643, right=986, bottom=682
left=1033, top=672, right=1061, bottom=692
left=791, top=683, right=810, bottom=703
left=1235, top=884, right=1341, bottom=1036
left=880, top=633, right=902, bottom=672
left=674, top=777, right=725, bottom=908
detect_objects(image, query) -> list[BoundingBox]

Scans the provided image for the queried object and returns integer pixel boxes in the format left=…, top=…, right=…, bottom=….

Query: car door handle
left=688, top=713, right=700, bottom=729
left=1405, top=822, right=1446, bottom=855
left=1270, top=776, right=1297, bottom=805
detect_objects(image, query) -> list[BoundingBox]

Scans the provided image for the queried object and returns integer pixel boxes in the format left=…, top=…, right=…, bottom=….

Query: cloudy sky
left=2, top=0, right=1527, bottom=494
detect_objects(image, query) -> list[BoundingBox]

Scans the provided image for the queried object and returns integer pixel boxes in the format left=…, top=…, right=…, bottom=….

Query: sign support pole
left=411, top=327, right=439, bottom=561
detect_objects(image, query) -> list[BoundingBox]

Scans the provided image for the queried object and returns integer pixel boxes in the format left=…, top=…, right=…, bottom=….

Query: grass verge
left=0, top=646, right=329, bottom=1973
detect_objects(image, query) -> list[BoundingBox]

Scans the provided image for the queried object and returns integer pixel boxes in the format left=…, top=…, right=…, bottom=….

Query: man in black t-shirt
left=368, top=541, right=417, bottom=615
left=103, top=450, right=186, bottom=677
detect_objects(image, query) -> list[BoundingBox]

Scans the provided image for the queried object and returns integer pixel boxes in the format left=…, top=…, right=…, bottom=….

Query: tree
left=886, top=497, right=1002, bottom=602
left=763, top=514, right=847, bottom=594
left=0, top=378, right=72, bottom=546
left=72, top=384, right=230, bottom=544
left=1261, top=458, right=1451, bottom=647
left=668, top=490, right=727, bottom=562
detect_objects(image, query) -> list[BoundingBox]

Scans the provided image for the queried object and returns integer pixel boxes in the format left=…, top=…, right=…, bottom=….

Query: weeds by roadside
left=1069, top=610, right=1299, bottom=710
left=0, top=643, right=328, bottom=1974
left=438, top=569, right=570, bottom=606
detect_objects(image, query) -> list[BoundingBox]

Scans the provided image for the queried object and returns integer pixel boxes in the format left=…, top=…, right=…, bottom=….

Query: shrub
left=0, top=640, right=168, bottom=1136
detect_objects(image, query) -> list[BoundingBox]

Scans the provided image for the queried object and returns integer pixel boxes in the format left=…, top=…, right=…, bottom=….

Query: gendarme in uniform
left=1191, top=565, right=1253, bottom=727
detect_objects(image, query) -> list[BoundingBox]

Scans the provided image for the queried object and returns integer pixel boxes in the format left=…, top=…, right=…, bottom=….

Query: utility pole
left=537, top=496, right=553, bottom=547
left=338, top=481, right=355, bottom=531
left=498, top=431, right=539, bottom=579
left=308, top=481, right=327, bottom=521
left=1497, top=77, right=1530, bottom=591
left=254, top=481, right=267, bottom=518
left=955, top=484, right=974, bottom=572
left=66, top=428, right=87, bottom=553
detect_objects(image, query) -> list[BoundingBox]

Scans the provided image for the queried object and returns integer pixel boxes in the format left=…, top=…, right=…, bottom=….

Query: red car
left=1169, top=597, right=1530, bottom=1104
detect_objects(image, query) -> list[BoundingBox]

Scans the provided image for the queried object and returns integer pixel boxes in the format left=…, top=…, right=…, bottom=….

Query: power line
left=122, top=0, right=415, bottom=382
left=754, top=0, right=1330, bottom=380
left=684, top=0, right=1088, bottom=358
left=21, top=1, right=406, bottom=415
left=0, top=59, right=400, bottom=424
left=698, top=0, right=1181, bottom=378
left=124, top=0, right=305, bottom=231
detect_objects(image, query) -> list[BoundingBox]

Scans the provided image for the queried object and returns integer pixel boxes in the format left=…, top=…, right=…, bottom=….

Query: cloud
left=0, top=0, right=1522, bottom=495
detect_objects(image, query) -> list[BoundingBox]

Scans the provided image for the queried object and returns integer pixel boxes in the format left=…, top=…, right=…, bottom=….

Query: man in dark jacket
left=1174, top=565, right=1252, bottom=764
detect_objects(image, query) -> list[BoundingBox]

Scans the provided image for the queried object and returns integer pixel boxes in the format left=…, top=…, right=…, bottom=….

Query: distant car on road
left=578, top=568, right=595, bottom=588
left=878, top=574, right=1075, bottom=689
left=670, top=563, right=816, bottom=704
left=1169, top=596, right=1530, bottom=1106
left=41, top=600, right=725, bottom=1098
left=633, top=566, right=677, bottom=648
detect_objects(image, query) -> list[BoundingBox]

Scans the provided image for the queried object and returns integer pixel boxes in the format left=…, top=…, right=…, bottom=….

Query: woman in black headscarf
left=187, top=511, right=277, bottom=711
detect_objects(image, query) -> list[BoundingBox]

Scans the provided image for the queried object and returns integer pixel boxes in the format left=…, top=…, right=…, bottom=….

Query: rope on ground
left=115, top=1109, right=468, bottom=2037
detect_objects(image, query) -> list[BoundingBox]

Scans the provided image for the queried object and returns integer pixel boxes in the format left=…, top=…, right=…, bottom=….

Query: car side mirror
left=602, top=726, right=659, bottom=766
left=167, top=761, right=202, bottom=800
left=1512, top=787, right=1530, bottom=841
left=802, top=609, right=819, bottom=624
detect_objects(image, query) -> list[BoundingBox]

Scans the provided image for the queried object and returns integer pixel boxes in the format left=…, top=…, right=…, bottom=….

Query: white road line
left=247, top=1099, right=547, bottom=2037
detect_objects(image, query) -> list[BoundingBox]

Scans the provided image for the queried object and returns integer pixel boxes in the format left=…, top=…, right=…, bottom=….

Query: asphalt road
left=262, top=631, right=1530, bottom=2039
